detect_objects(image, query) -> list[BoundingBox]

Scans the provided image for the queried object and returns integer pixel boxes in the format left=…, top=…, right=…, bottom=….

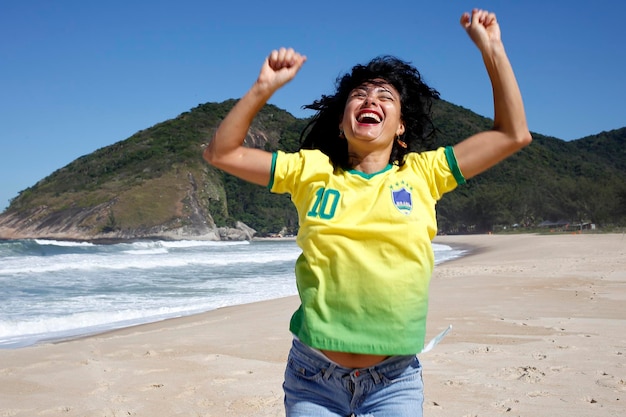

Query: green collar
left=347, top=164, right=393, bottom=179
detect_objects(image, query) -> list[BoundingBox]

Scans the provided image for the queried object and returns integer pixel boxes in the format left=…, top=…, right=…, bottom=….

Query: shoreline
left=0, top=236, right=466, bottom=350
left=1, top=233, right=624, bottom=416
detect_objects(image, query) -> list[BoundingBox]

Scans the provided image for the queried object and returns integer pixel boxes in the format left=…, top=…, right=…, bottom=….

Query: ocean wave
left=0, top=251, right=302, bottom=275
left=0, top=282, right=298, bottom=348
left=0, top=304, right=215, bottom=348
left=123, top=248, right=170, bottom=255
left=34, top=239, right=95, bottom=247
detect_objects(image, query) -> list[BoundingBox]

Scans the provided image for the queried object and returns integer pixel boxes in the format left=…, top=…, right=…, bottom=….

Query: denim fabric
left=283, top=338, right=424, bottom=417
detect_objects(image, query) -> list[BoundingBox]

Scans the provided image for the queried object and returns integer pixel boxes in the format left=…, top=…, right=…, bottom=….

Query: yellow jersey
left=269, top=146, right=464, bottom=355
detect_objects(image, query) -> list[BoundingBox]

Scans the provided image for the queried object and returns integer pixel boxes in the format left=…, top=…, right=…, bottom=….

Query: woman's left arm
left=453, top=9, right=532, bottom=180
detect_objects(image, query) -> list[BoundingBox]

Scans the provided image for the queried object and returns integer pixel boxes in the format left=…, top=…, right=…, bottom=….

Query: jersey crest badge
left=391, top=181, right=413, bottom=215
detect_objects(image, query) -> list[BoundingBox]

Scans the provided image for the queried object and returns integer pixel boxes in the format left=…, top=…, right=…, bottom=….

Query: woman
left=204, top=9, right=531, bottom=417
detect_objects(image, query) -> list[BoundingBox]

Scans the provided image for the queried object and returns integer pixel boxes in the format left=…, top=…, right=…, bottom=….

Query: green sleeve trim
left=267, top=152, right=278, bottom=191
left=444, top=146, right=466, bottom=185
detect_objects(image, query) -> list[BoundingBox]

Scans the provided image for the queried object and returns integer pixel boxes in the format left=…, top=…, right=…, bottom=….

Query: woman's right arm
left=203, top=48, right=307, bottom=186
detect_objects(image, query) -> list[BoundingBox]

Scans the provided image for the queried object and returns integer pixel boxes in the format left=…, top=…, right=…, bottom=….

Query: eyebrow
left=353, top=85, right=395, bottom=95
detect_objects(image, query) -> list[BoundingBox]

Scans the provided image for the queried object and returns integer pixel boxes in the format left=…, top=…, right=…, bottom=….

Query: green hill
left=1, top=99, right=624, bottom=241
left=431, top=102, right=626, bottom=232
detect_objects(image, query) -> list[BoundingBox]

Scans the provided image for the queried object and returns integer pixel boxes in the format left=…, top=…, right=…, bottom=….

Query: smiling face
left=340, top=79, right=405, bottom=154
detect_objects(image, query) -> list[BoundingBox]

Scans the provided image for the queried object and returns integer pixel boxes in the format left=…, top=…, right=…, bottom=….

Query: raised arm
left=203, top=48, right=307, bottom=186
left=453, top=9, right=532, bottom=180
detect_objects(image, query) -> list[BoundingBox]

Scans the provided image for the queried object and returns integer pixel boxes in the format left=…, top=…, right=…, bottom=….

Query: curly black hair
left=299, top=56, right=440, bottom=169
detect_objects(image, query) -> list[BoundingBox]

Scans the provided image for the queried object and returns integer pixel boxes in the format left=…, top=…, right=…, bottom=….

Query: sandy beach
left=1, top=233, right=624, bottom=416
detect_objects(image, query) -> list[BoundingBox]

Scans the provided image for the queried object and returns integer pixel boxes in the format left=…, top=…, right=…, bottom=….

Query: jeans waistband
left=290, top=338, right=417, bottom=381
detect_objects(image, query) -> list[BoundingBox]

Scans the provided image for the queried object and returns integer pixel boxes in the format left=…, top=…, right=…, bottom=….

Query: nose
left=363, top=92, right=378, bottom=106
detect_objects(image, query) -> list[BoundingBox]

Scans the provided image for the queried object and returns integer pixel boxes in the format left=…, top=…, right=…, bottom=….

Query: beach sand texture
left=1, top=233, right=624, bottom=416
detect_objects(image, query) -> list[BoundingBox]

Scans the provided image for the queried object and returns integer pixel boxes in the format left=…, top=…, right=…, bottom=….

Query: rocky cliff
left=0, top=100, right=305, bottom=242
left=0, top=169, right=256, bottom=242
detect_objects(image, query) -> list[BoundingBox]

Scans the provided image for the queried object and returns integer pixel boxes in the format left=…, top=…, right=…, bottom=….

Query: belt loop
left=323, top=363, right=337, bottom=380
left=369, top=367, right=382, bottom=384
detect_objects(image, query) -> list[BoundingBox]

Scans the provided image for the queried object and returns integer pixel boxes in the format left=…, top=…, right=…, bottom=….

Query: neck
left=347, top=140, right=394, bottom=174
left=348, top=152, right=390, bottom=174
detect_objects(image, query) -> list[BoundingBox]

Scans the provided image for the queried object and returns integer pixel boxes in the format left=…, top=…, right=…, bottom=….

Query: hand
left=256, top=47, right=307, bottom=94
left=460, top=9, right=502, bottom=53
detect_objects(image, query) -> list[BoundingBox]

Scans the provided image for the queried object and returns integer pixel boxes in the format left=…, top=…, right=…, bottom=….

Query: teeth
left=358, top=112, right=381, bottom=123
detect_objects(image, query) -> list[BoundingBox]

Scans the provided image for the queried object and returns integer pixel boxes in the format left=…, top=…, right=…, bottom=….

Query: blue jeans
left=283, top=338, right=424, bottom=417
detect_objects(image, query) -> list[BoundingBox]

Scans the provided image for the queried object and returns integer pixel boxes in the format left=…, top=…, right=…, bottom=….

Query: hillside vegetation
left=1, top=99, right=624, bottom=240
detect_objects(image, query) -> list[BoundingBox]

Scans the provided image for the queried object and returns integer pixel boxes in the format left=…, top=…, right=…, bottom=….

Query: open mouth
left=357, top=111, right=382, bottom=124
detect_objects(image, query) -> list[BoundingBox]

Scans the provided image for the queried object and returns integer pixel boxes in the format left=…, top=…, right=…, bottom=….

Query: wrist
left=249, top=81, right=276, bottom=102
left=481, top=39, right=506, bottom=59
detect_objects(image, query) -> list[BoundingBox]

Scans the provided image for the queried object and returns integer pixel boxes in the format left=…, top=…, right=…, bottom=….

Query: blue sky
left=1, top=1, right=625, bottom=211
